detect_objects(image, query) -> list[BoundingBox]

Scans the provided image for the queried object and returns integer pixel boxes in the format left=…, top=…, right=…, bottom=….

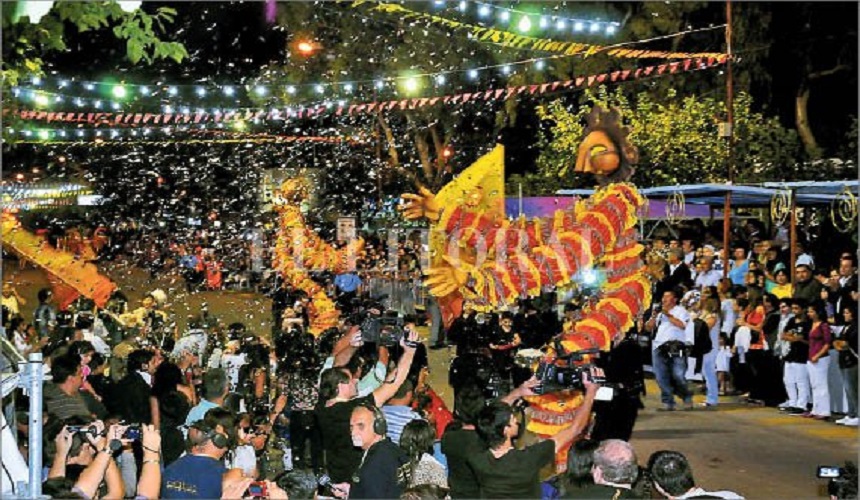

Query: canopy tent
left=557, top=181, right=857, bottom=285
left=762, top=180, right=859, bottom=197
left=557, top=182, right=852, bottom=207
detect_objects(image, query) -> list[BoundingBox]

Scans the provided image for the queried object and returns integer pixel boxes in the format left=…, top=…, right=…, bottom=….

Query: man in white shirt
left=646, top=289, right=693, bottom=411
left=694, top=257, right=722, bottom=289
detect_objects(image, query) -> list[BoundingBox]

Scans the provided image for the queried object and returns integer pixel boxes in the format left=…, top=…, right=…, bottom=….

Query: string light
left=404, top=77, right=419, bottom=93
left=315, top=84, right=325, bottom=94
left=140, top=86, right=150, bottom=95
left=468, top=69, right=479, bottom=79
left=458, top=0, right=467, bottom=12
left=590, top=22, right=601, bottom=33
left=224, top=86, right=235, bottom=96
left=286, top=86, right=296, bottom=94
left=535, top=60, right=545, bottom=70
left=518, top=16, right=531, bottom=32
left=470, top=1, right=621, bottom=34
left=196, top=87, right=206, bottom=97
left=344, top=83, right=353, bottom=93
left=168, top=86, right=178, bottom=96
left=112, top=85, right=127, bottom=98
left=254, top=85, right=267, bottom=96
left=435, top=74, right=446, bottom=85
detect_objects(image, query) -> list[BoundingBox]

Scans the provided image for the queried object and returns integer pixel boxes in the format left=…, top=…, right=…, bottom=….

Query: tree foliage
left=516, top=86, right=809, bottom=195
left=1, top=1, right=187, bottom=86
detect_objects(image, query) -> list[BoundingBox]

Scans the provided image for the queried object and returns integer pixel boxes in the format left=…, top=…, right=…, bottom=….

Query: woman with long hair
left=805, top=302, right=832, bottom=420
left=400, top=419, right=448, bottom=490
left=150, top=361, right=192, bottom=465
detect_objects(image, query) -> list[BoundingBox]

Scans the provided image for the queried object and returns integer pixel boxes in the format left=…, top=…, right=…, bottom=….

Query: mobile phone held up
left=247, top=481, right=268, bottom=498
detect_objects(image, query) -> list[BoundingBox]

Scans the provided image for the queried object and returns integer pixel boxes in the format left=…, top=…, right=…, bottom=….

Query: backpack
left=691, top=318, right=713, bottom=356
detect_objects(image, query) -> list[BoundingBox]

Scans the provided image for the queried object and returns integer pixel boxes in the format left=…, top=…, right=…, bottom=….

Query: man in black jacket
left=109, top=349, right=158, bottom=424
left=332, top=404, right=409, bottom=499
left=662, top=249, right=692, bottom=292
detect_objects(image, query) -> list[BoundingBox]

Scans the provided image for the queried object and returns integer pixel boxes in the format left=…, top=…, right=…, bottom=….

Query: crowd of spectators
left=1, top=213, right=856, bottom=499
left=639, top=221, right=858, bottom=427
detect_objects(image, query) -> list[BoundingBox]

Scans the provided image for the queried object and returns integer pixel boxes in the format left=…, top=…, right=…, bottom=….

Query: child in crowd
left=716, top=333, right=732, bottom=396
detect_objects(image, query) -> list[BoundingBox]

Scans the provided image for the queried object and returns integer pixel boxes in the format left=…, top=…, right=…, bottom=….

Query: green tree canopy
left=513, top=86, right=809, bottom=195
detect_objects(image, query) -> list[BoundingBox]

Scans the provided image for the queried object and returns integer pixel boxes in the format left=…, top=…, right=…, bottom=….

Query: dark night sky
left=24, top=1, right=860, bottom=175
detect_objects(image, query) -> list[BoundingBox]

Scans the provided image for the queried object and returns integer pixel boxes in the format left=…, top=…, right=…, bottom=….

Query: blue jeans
left=702, top=350, right=719, bottom=405
left=652, top=347, right=692, bottom=408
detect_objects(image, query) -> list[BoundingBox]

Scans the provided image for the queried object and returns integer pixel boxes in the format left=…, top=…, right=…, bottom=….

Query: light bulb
left=478, top=4, right=490, bottom=17
left=556, top=19, right=566, bottom=30
left=574, top=21, right=584, bottom=31
left=518, top=16, right=531, bottom=32
left=404, top=77, right=419, bottom=92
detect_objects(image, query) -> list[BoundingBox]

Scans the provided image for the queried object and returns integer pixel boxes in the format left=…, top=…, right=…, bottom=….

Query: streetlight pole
left=722, top=0, right=735, bottom=278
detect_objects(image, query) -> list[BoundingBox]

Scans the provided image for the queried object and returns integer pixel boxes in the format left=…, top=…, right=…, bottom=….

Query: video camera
left=353, top=303, right=405, bottom=347
left=819, top=462, right=858, bottom=499
left=533, top=341, right=605, bottom=395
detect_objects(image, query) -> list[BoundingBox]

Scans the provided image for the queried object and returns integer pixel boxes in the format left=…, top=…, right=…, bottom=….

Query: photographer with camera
left=467, top=368, right=602, bottom=498
left=646, top=289, right=694, bottom=411
left=316, top=325, right=421, bottom=485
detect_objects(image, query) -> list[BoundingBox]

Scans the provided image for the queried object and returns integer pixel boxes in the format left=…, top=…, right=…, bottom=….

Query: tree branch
left=809, top=64, right=850, bottom=80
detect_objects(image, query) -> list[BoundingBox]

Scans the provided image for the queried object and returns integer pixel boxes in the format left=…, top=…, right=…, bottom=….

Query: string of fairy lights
left=433, top=0, right=622, bottom=35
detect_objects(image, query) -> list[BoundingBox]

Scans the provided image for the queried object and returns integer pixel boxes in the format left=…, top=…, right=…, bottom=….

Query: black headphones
left=190, top=421, right=229, bottom=449
left=362, top=403, right=388, bottom=437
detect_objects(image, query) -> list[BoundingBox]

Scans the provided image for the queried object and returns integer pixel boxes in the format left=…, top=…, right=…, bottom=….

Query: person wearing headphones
left=332, top=403, right=410, bottom=499
left=161, top=407, right=236, bottom=499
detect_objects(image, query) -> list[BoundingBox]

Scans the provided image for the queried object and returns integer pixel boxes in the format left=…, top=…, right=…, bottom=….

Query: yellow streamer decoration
left=352, top=1, right=727, bottom=60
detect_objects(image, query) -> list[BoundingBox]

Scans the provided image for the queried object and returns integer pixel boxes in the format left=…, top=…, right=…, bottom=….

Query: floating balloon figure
left=400, top=105, right=650, bottom=470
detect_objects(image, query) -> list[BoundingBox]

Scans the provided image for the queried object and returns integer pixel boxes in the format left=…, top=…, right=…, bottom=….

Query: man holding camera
left=646, top=289, right=693, bottom=411
left=467, top=368, right=602, bottom=498
left=316, top=325, right=420, bottom=484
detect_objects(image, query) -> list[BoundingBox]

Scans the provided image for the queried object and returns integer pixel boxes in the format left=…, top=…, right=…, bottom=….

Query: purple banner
left=505, top=197, right=713, bottom=219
